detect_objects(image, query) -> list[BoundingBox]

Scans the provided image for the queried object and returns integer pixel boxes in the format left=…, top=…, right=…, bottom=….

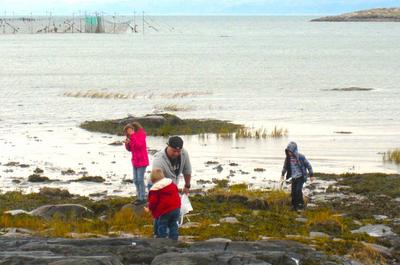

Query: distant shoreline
left=311, top=7, right=400, bottom=22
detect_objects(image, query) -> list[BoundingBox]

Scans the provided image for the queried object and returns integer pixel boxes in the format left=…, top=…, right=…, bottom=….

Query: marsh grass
left=348, top=243, right=387, bottom=265
left=305, top=210, right=346, bottom=236
left=154, top=104, right=194, bottom=112
left=384, top=149, right=400, bottom=164
left=0, top=207, right=152, bottom=238
left=64, top=90, right=211, bottom=100
left=234, top=126, right=288, bottom=139
left=291, top=237, right=385, bottom=265
left=64, top=91, right=136, bottom=99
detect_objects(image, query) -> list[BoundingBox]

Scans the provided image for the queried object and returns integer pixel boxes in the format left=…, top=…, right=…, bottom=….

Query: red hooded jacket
left=148, top=178, right=181, bottom=219
left=125, top=128, right=149, bottom=168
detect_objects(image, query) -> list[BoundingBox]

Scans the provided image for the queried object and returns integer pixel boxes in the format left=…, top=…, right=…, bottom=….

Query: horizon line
left=0, top=12, right=337, bottom=17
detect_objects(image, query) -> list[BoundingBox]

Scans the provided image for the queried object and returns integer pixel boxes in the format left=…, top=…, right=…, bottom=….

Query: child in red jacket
left=147, top=169, right=181, bottom=240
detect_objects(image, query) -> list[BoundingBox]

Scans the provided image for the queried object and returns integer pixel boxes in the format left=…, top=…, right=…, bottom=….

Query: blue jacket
left=282, top=142, right=313, bottom=181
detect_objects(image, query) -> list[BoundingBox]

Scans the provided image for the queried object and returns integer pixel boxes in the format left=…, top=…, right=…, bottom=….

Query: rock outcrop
left=0, top=237, right=354, bottom=265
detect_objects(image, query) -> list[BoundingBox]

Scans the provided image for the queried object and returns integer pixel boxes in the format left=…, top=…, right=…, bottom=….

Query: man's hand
left=183, top=187, right=190, bottom=194
left=310, top=176, right=316, bottom=182
left=280, top=175, right=285, bottom=182
left=144, top=207, right=150, bottom=213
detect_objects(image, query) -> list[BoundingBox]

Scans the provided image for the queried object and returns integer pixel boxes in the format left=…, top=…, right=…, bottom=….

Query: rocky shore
left=311, top=8, right=400, bottom=22
left=1, top=172, right=400, bottom=264
left=0, top=237, right=355, bottom=265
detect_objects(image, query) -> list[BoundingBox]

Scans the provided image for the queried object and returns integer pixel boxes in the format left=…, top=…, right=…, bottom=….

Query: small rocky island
left=80, top=113, right=243, bottom=136
left=311, top=8, right=400, bottom=22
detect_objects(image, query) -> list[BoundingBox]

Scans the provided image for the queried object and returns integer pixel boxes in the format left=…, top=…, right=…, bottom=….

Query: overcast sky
left=1, top=0, right=399, bottom=15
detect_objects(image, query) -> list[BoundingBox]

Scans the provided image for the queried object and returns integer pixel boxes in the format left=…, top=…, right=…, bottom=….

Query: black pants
left=291, top=177, right=305, bottom=210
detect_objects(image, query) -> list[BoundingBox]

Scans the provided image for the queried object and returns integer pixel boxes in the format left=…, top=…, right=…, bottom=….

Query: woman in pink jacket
left=124, top=122, right=149, bottom=205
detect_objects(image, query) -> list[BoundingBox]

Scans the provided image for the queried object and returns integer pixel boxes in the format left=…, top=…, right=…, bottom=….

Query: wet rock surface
left=5, top=204, right=93, bottom=220
left=351, top=224, right=396, bottom=237
left=0, top=237, right=354, bottom=265
left=30, top=204, right=93, bottom=220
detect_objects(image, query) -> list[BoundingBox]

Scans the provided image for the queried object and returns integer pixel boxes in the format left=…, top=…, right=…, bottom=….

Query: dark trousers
left=291, top=177, right=305, bottom=210
left=155, top=208, right=180, bottom=240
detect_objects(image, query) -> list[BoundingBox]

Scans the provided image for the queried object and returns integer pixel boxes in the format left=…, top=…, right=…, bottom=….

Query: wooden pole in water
left=72, top=12, right=75, bottom=33
left=30, top=12, right=33, bottom=34
left=45, top=11, right=47, bottom=33
left=2, top=11, right=5, bottom=34
left=142, top=11, right=144, bottom=36
left=113, top=12, right=116, bottom=33
left=79, top=10, right=81, bottom=33
left=48, top=11, right=51, bottom=33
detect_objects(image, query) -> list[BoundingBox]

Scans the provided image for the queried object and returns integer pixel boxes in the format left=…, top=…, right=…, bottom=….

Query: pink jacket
left=125, top=128, right=149, bottom=168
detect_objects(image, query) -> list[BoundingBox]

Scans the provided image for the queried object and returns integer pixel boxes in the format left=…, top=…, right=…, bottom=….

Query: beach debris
left=33, top=167, right=44, bottom=174
left=28, top=174, right=50, bottom=182
left=109, top=141, right=124, bottom=146
left=61, top=169, right=76, bottom=175
left=213, top=165, right=224, bottom=173
left=328, top=87, right=374, bottom=91
left=73, top=176, right=106, bottom=183
left=334, top=131, right=353, bottom=134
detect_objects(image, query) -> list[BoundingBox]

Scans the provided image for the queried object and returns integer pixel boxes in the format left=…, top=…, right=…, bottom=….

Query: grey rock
left=151, top=251, right=271, bottom=265
left=362, top=242, right=392, bottom=257
left=295, top=217, right=308, bottom=223
left=213, top=165, right=223, bottom=173
left=4, top=209, right=30, bottom=216
left=108, top=141, right=123, bottom=146
left=205, top=238, right=232, bottom=243
left=48, top=256, right=123, bottom=265
left=0, top=228, right=34, bottom=237
left=351, top=224, right=396, bottom=237
left=28, top=174, right=50, bottom=182
left=219, top=217, right=239, bottom=224
left=373, top=215, right=389, bottom=221
left=30, top=204, right=93, bottom=220
left=310, top=231, right=331, bottom=239
left=180, top=222, right=201, bottom=229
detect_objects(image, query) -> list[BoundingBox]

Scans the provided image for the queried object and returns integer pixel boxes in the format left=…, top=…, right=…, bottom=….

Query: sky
left=1, top=0, right=399, bottom=15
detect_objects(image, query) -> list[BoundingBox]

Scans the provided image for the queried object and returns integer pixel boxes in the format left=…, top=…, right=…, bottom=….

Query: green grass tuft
left=384, top=149, right=400, bottom=164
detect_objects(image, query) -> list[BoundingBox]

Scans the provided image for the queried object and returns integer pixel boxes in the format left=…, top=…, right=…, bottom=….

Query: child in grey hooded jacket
left=281, top=142, right=314, bottom=211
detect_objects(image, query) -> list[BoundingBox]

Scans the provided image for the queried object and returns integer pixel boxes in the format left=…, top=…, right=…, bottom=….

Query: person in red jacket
left=147, top=168, right=181, bottom=240
left=124, top=122, right=149, bottom=205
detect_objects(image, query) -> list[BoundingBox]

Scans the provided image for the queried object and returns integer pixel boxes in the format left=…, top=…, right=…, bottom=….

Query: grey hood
left=285, top=141, right=299, bottom=159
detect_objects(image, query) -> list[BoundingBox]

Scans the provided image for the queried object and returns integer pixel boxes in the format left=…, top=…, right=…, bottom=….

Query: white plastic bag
left=179, top=194, right=193, bottom=225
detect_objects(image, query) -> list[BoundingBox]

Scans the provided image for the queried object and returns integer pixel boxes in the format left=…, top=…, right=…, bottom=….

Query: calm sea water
left=0, top=16, right=399, bottom=196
